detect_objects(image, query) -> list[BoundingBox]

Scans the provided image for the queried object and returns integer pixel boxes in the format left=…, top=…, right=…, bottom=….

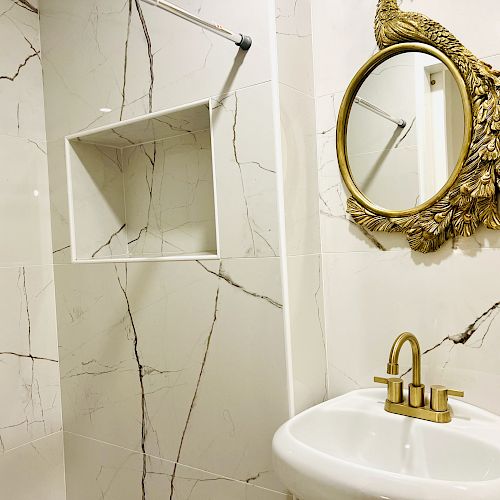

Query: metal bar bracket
left=140, top=0, right=252, bottom=50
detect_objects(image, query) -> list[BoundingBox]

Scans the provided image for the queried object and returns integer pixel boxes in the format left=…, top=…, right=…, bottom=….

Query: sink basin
left=272, top=389, right=500, bottom=500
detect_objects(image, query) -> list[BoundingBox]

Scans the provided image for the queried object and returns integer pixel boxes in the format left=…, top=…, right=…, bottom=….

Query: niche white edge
left=64, top=97, right=221, bottom=264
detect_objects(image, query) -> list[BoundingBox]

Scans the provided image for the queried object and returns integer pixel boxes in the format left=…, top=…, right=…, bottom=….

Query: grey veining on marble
left=0, top=265, right=61, bottom=453
left=287, top=255, right=328, bottom=413
left=39, top=0, right=273, bottom=142
left=0, top=0, right=61, bottom=453
left=0, top=432, right=65, bottom=500
left=310, top=0, right=500, bottom=425
left=68, top=122, right=217, bottom=260
left=0, top=0, right=54, bottom=267
left=276, top=0, right=315, bottom=96
left=33, top=0, right=340, bottom=498
left=0, top=1, right=64, bottom=497
left=315, top=92, right=407, bottom=253
left=212, top=83, right=280, bottom=258
left=56, top=258, right=289, bottom=494
left=124, top=130, right=217, bottom=258
left=323, top=249, right=500, bottom=415
left=76, top=103, right=211, bottom=148
left=64, top=432, right=292, bottom=500
left=58, top=82, right=282, bottom=263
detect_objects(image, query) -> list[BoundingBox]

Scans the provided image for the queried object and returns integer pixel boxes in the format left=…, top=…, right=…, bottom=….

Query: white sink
left=272, top=389, right=500, bottom=500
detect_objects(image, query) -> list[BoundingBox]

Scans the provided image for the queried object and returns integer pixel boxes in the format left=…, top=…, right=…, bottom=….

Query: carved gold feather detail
left=346, top=0, right=500, bottom=252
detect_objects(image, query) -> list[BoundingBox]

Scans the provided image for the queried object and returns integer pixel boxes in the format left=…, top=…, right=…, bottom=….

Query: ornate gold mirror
left=337, top=0, right=500, bottom=253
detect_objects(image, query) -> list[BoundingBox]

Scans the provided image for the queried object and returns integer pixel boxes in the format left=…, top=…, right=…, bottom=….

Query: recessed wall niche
left=65, top=100, right=219, bottom=262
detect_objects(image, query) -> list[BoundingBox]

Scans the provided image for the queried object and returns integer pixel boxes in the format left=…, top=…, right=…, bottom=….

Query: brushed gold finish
left=408, top=383, right=425, bottom=408
left=389, top=378, right=404, bottom=404
left=386, top=362, right=399, bottom=376
left=384, top=400, right=453, bottom=424
left=374, top=376, right=404, bottom=403
left=430, top=385, right=464, bottom=412
left=337, top=43, right=472, bottom=218
left=388, top=332, right=421, bottom=385
left=375, top=332, right=464, bottom=423
left=336, top=0, right=500, bottom=253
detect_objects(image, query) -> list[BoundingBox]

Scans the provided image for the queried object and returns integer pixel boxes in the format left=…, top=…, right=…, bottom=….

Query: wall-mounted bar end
left=237, top=34, right=252, bottom=51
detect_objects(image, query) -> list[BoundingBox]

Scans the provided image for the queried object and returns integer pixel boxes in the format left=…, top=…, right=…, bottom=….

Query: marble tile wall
left=65, top=432, right=289, bottom=500
left=8, top=1, right=497, bottom=497
left=275, top=0, right=328, bottom=414
left=41, top=0, right=278, bottom=264
left=311, top=0, right=500, bottom=415
left=124, top=130, right=217, bottom=258
left=39, top=0, right=294, bottom=498
left=0, top=0, right=64, bottom=497
left=212, top=84, right=281, bottom=259
left=56, top=259, right=289, bottom=496
left=68, top=130, right=217, bottom=261
left=68, top=141, right=129, bottom=259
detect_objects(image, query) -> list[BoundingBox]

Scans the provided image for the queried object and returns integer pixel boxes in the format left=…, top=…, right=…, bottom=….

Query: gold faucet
left=374, top=332, right=464, bottom=423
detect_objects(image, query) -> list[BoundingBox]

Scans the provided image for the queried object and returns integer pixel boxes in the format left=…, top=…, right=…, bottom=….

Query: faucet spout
left=374, top=331, right=464, bottom=422
left=387, top=332, right=421, bottom=386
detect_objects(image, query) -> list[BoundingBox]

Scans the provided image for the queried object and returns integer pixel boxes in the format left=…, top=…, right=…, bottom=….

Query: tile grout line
left=62, top=431, right=289, bottom=497
left=0, top=429, right=63, bottom=456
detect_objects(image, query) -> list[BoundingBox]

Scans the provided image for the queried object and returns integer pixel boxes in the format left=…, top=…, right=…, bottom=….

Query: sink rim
left=273, top=389, right=500, bottom=500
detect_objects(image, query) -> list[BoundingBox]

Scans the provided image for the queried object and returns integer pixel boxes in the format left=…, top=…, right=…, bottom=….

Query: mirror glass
left=346, top=51, right=465, bottom=211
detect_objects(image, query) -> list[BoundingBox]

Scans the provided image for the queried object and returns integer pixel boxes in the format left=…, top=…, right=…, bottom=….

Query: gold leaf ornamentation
left=342, top=0, right=500, bottom=253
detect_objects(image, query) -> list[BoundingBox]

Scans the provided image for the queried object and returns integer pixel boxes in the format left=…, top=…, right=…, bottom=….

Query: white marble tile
left=483, top=54, right=500, bottom=69
left=0, top=432, right=65, bottom=500
left=124, top=131, right=217, bottom=257
left=0, top=0, right=46, bottom=143
left=0, top=135, right=54, bottom=266
left=55, top=257, right=289, bottom=493
left=0, top=265, right=61, bottom=453
left=0, top=0, right=53, bottom=267
left=280, top=84, right=321, bottom=256
left=287, top=255, right=328, bottom=413
left=77, top=103, right=211, bottom=148
left=311, top=0, right=378, bottom=97
left=52, top=82, right=280, bottom=262
left=212, top=83, right=280, bottom=258
left=64, top=432, right=291, bottom=499
left=399, top=0, right=500, bottom=59
left=39, top=0, right=274, bottom=142
left=276, top=0, right=315, bottom=96
left=0, top=0, right=63, bottom=489
left=48, top=138, right=72, bottom=264
left=68, top=141, right=128, bottom=260
left=311, top=0, right=500, bottom=97
left=323, top=249, right=500, bottom=416
left=68, top=128, right=217, bottom=260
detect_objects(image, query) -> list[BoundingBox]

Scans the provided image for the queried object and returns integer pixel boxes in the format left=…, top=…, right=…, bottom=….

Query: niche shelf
left=65, top=100, right=219, bottom=263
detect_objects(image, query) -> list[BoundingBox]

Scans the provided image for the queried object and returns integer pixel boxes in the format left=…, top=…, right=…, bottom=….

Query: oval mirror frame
left=337, top=42, right=473, bottom=218
left=335, top=0, right=500, bottom=254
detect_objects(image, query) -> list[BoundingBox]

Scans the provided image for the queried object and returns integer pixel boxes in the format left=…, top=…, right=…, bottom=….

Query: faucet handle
left=374, top=376, right=403, bottom=403
left=430, top=385, right=464, bottom=412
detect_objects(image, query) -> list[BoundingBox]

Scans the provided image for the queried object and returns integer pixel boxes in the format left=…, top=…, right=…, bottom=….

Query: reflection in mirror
left=346, top=51, right=465, bottom=211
